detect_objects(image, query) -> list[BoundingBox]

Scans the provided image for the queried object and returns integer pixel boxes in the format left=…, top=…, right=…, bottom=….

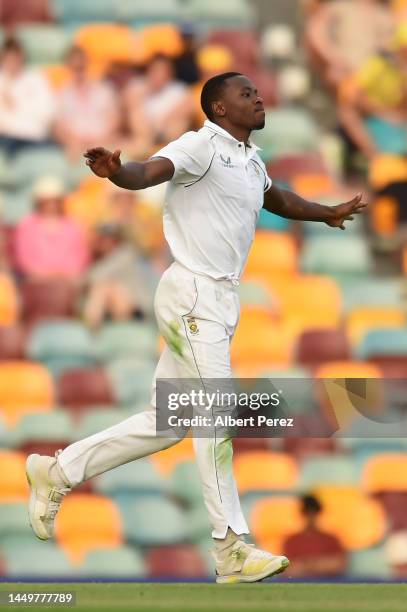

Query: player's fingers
left=112, top=149, right=121, bottom=162
left=345, top=216, right=354, bottom=221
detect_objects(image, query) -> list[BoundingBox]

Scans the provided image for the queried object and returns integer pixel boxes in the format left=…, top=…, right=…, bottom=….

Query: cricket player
left=26, top=73, right=366, bottom=583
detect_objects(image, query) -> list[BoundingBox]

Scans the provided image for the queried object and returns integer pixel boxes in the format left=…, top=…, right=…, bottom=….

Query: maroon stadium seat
left=282, top=437, right=337, bottom=460
left=297, top=329, right=351, bottom=367
left=0, top=0, right=51, bottom=25
left=57, top=368, right=115, bottom=413
left=267, top=154, right=328, bottom=184
left=146, top=545, right=207, bottom=578
left=376, top=492, right=407, bottom=531
left=206, top=30, right=260, bottom=68
left=0, top=325, right=26, bottom=360
left=21, top=279, right=78, bottom=323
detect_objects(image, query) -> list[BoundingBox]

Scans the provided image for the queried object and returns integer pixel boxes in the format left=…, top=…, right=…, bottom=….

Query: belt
left=173, top=262, right=240, bottom=287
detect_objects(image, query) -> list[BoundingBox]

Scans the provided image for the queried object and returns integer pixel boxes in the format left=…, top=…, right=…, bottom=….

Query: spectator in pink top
left=15, top=176, right=89, bottom=280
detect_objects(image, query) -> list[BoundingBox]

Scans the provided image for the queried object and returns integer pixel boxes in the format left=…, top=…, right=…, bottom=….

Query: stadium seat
left=0, top=325, right=25, bottom=360
left=20, top=279, right=79, bottom=323
left=282, top=437, right=337, bottom=460
left=346, top=307, right=406, bottom=348
left=122, top=0, right=181, bottom=26
left=106, top=359, right=155, bottom=407
left=377, top=491, right=407, bottom=531
left=236, top=280, right=274, bottom=308
left=341, top=278, right=403, bottom=311
left=95, top=458, right=167, bottom=497
left=349, top=546, right=391, bottom=579
left=296, top=329, right=351, bottom=367
left=2, top=537, right=75, bottom=578
left=27, top=320, right=96, bottom=377
left=150, top=437, right=195, bottom=476
left=0, top=503, right=32, bottom=539
left=13, top=147, right=70, bottom=189
left=267, top=154, right=328, bottom=184
left=146, top=545, right=207, bottom=578
left=95, top=322, right=158, bottom=363
left=206, top=30, right=259, bottom=67
left=231, top=315, right=296, bottom=370
left=134, top=24, right=184, bottom=61
left=15, top=411, right=74, bottom=456
left=0, top=274, right=18, bottom=326
left=257, top=208, right=290, bottom=232
left=78, top=546, right=146, bottom=578
left=182, top=0, right=255, bottom=29
left=73, top=24, right=137, bottom=73
left=243, top=230, right=298, bottom=278
left=170, top=461, right=204, bottom=507
left=291, top=173, right=337, bottom=199
left=362, top=454, right=407, bottom=493
left=55, top=493, right=123, bottom=563
left=269, top=275, right=342, bottom=331
left=0, top=187, right=34, bottom=225
left=234, top=451, right=298, bottom=494
left=254, top=108, right=319, bottom=160
left=72, top=407, right=140, bottom=441
left=118, top=494, right=187, bottom=546
left=0, top=451, right=29, bottom=502
left=52, top=0, right=118, bottom=23
left=357, top=329, right=407, bottom=360
left=64, top=177, right=107, bottom=231
left=0, top=362, right=54, bottom=428
left=16, top=25, right=71, bottom=65
left=57, top=367, right=115, bottom=412
left=298, top=457, right=359, bottom=489
left=314, top=486, right=386, bottom=550
left=250, top=496, right=304, bottom=554
left=300, top=236, right=372, bottom=277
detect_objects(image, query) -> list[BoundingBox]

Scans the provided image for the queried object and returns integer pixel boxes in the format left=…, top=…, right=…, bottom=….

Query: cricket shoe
left=215, top=540, right=290, bottom=584
left=26, top=452, right=71, bottom=541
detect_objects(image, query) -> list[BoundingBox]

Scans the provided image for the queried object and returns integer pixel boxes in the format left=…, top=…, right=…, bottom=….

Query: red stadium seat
left=0, top=325, right=26, bottom=360
left=21, top=279, right=78, bottom=323
left=57, top=367, right=115, bottom=413
left=206, top=30, right=260, bottom=68
left=146, top=545, right=207, bottom=578
left=266, top=154, right=328, bottom=184
left=296, top=328, right=351, bottom=367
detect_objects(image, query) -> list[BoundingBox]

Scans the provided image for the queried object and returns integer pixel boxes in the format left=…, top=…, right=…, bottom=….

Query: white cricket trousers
left=57, top=261, right=249, bottom=538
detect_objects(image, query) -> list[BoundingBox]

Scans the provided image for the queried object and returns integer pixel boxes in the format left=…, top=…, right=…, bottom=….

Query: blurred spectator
left=174, top=24, right=201, bottom=85
left=54, top=46, right=121, bottom=160
left=0, top=38, right=56, bottom=155
left=15, top=176, right=88, bottom=280
left=83, top=222, right=155, bottom=329
left=306, top=0, right=395, bottom=88
left=283, top=494, right=347, bottom=577
left=338, top=23, right=407, bottom=160
left=124, top=54, right=194, bottom=156
left=385, top=531, right=407, bottom=577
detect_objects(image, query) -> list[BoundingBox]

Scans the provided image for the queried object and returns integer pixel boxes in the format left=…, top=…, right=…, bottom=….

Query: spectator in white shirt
left=0, top=38, right=57, bottom=155
left=55, top=46, right=121, bottom=160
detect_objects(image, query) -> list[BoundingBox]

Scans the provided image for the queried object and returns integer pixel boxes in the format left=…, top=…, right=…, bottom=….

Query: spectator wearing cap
left=15, top=176, right=89, bottom=280
left=54, top=46, right=121, bottom=160
left=0, top=38, right=57, bottom=156
left=83, top=222, right=156, bottom=329
left=283, top=495, right=347, bottom=577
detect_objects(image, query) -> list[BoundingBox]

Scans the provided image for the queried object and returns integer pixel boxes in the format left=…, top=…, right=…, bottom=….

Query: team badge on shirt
left=187, top=316, right=199, bottom=335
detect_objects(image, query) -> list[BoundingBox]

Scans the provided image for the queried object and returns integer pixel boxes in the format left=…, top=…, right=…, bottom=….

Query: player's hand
left=325, top=193, right=368, bottom=230
left=84, top=147, right=121, bottom=178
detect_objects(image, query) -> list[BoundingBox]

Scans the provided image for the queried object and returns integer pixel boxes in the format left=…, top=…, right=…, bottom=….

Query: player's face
left=221, top=75, right=265, bottom=131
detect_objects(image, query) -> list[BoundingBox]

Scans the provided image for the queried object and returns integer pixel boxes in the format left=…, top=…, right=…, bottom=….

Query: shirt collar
left=203, top=119, right=261, bottom=152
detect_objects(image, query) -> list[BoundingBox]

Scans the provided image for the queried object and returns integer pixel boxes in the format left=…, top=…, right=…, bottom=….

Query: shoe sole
left=26, top=454, right=49, bottom=541
left=216, top=557, right=290, bottom=584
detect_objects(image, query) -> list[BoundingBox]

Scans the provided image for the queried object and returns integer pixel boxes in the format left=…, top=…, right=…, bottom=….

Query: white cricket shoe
left=214, top=540, right=289, bottom=584
left=26, top=452, right=71, bottom=541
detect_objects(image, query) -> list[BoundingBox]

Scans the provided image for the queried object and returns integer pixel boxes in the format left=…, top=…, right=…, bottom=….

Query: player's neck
left=214, top=120, right=251, bottom=146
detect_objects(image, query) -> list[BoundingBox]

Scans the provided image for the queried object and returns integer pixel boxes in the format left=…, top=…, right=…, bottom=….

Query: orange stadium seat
left=65, top=178, right=107, bottom=232
left=150, top=438, right=195, bottom=476
left=0, top=450, right=29, bottom=502
left=55, top=493, right=123, bottom=564
left=74, top=24, right=138, bottom=73
left=250, top=496, right=304, bottom=554
left=137, top=24, right=184, bottom=61
left=0, top=362, right=54, bottom=428
left=231, top=313, right=296, bottom=370
left=371, top=196, right=399, bottom=237
left=270, top=275, right=342, bottom=332
left=234, top=451, right=298, bottom=494
left=313, top=485, right=386, bottom=550
left=243, top=231, right=298, bottom=278
left=362, top=454, right=407, bottom=494
left=291, top=173, right=337, bottom=199
left=0, top=274, right=18, bottom=326
left=346, top=307, right=406, bottom=347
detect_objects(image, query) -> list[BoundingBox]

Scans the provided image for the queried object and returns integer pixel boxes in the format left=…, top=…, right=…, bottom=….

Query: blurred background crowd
left=1, top=0, right=407, bottom=582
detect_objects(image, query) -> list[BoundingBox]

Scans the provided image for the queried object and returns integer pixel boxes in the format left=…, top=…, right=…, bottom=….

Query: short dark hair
left=301, top=494, right=322, bottom=515
left=200, top=72, right=242, bottom=121
left=1, top=38, right=24, bottom=57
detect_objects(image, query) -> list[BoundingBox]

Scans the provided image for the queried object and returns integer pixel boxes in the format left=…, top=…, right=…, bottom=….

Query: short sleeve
left=264, top=174, right=272, bottom=193
left=151, top=131, right=214, bottom=185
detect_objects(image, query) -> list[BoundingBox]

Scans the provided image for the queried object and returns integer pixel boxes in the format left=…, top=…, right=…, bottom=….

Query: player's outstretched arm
left=263, top=185, right=368, bottom=229
left=84, top=148, right=174, bottom=190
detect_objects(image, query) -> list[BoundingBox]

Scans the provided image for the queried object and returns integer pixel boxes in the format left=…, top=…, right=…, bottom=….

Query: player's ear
left=212, top=100, right=226, bottom=118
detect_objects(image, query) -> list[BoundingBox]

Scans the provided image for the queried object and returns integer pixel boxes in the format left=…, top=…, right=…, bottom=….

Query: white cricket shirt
left=152, top=119, right=272, bottom=282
